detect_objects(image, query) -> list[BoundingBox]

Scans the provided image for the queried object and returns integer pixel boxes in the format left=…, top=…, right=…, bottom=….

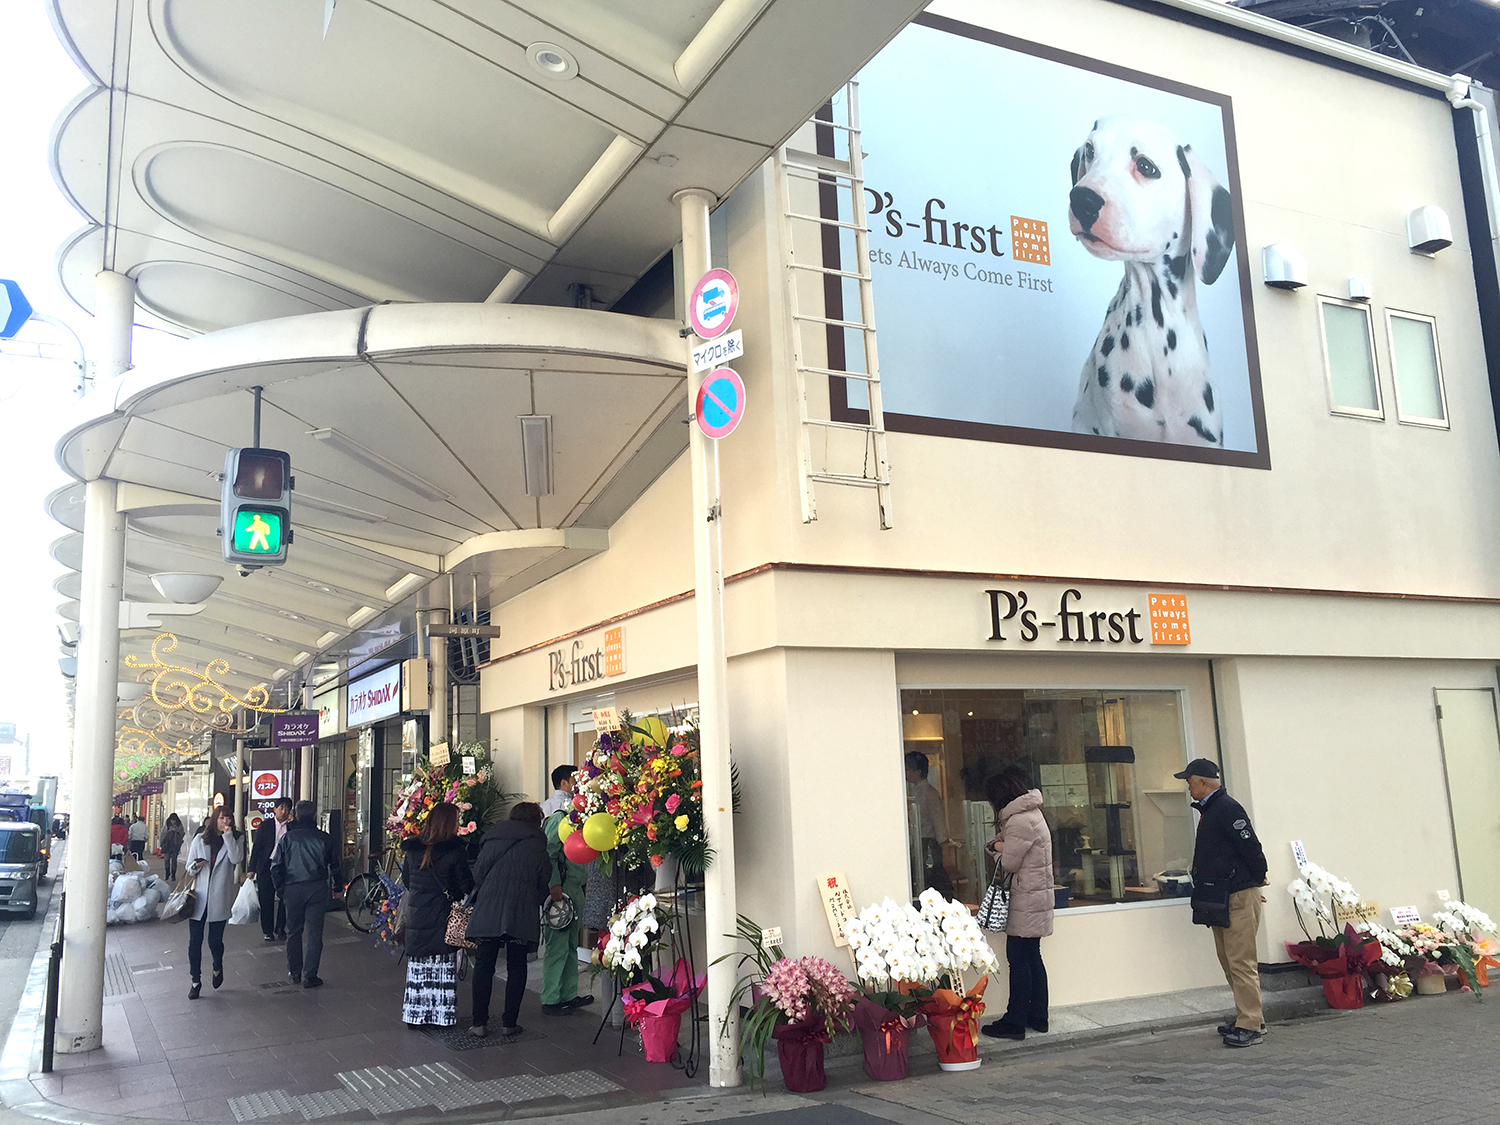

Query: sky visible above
left=0, top=5, right=182, bottom=792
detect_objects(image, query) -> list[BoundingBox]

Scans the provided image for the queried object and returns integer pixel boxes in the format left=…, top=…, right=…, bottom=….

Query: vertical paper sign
left=429, top=742, right=450, bottom=767
left=461, top=756, right=476, bottom=776
left=592, top=706, right=622, bottom=733
left=1149, top=594, right=1191, bottom=645
left=1290, top=840, right=1308, bottom=870
left=818, top=872, right=856, bottom=947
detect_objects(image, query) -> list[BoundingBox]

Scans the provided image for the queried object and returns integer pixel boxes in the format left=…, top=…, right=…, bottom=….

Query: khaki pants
left=1212, top=887, right=1264, bottom=1031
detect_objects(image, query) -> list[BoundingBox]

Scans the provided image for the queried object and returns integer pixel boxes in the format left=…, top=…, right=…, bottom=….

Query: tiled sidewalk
left=27, top=882, right=703, bottom=1123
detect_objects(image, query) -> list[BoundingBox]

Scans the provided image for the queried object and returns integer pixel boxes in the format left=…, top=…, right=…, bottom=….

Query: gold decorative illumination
left=124, top=632, right=286, bottom=726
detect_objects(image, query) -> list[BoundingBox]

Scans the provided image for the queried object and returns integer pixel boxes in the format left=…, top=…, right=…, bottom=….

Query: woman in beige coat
left=981, top=767, right=1054, bottom=1040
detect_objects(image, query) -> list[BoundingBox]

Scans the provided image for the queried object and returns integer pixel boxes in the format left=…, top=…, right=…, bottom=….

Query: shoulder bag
left=1190, top=877, right=1232, bottom=928
left=161, top=872, right=197, bottom=923
left=976, top=862, right=1011, bottom=933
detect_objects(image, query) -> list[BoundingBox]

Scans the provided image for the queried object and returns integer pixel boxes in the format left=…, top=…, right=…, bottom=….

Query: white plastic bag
left=228, top=878, right=259, bottom=925
left=110, top=874, right=143, bottom=905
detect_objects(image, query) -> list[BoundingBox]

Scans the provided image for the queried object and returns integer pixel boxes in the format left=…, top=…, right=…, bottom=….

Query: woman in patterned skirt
left=400, top=802, right=473, bottom=1027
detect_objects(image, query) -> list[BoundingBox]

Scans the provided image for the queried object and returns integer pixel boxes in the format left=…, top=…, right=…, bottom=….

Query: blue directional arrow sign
left=0, top=280, right=34, bottom=340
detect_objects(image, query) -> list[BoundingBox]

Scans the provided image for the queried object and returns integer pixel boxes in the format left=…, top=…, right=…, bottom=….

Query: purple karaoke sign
left=139, top=781, right=165, bottom=795
left=272, top=711, right=319, bottom=748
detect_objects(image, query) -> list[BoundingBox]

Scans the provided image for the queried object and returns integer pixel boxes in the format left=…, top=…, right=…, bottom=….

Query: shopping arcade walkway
left=23, top=888, right=700, bottom=1122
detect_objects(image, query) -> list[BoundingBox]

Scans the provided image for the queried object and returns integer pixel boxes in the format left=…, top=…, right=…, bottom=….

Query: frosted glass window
left=1320, top=299, right=1382, bottom=416
left=1388, top=313, right=1447, bottom=425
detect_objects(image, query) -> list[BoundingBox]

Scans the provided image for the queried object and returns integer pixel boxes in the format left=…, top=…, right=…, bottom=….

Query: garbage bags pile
left=105, top=870, right=173, bottom=925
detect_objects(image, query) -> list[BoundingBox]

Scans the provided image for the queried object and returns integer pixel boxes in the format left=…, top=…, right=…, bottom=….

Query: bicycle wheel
left=345, top=873, right=384, bottom=932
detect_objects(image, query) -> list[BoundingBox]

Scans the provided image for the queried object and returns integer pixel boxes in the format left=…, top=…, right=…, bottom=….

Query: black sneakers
left=1216, top=1021, right=1266, bottom=1036
left=1222, top=1027, right=1264, bottom=1048
left=303, top=976, right=324, bottom=989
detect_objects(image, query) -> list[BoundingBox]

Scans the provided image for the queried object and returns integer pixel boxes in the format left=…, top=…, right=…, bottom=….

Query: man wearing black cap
left=1175, top=758, right=1267, bottom=1047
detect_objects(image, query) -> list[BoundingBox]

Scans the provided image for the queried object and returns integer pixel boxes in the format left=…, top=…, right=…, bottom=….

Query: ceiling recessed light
left=527, top=41, right=578, bottom=80
left=653, top=153, right=679, bottom=168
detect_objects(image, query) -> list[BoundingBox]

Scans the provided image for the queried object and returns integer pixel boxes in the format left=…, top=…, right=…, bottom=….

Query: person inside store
left=980, top=766, right=1054, bottom=1041
left=465, top=801, right=553, bottom=1038
left=159, top=813, right=184, bottom=882
left=541, top=805, right=593, bottom=1014
left=127, top=815, right=149, bottom=860
left=400, top=802, right=474, bottom=1027
left=184, top=805, right=245, bottom=1000
left=109, top=814, right=128, bottom=858
left=904, top=752, right=955, bottom=898
left=271, top=800, right=340, bottom=989
left=1177, top=758, right=1269, bottom=1048
left=249, top=798, right=294, bottom=943
left=540, top=764, right=577, bottom=816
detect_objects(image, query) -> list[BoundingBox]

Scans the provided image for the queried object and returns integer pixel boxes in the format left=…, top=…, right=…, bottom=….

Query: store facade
left=478, top=0, right=1500, bottom=1015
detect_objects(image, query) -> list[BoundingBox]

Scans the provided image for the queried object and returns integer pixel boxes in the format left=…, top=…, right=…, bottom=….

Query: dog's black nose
left=1070, top=186, right=1104, bottom=231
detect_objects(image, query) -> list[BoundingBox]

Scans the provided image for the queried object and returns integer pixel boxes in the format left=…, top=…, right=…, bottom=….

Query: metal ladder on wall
left=775, top=80, right=894, bottom=530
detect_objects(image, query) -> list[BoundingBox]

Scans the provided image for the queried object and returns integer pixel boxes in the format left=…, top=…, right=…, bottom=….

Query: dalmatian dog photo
left=1067, top=114, right=1235, bottom=445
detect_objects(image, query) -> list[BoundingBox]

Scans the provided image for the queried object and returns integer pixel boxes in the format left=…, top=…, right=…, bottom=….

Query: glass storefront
left=900, top=687, right=1194, bottom=909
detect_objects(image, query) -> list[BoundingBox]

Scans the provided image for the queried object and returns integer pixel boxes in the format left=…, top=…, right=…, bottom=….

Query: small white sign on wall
left=1390, top=905, right=1422, bottom=927
left=1290, top=840, right=1308, bottom=870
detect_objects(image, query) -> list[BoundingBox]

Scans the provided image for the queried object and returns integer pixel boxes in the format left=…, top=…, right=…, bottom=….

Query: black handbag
left=1190, top=878, right=1232, bottom=928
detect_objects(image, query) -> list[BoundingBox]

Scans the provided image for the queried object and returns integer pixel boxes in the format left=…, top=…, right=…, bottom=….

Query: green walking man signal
left=221, top=448, right=293, bottom=568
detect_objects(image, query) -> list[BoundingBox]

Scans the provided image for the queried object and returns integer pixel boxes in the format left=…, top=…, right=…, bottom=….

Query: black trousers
left=187, top=918, right=226, bottom=981
left=283, top=880, right=330, bottom=982
left=997, top=935, right=1049, bottom=1029
left=128, top=841, right=145, bottom=860
left=256, top=873, right=286, bottom=938
left=471, top=938, right=534, bottom=1028
left=920, top=837, right=955, bottom=898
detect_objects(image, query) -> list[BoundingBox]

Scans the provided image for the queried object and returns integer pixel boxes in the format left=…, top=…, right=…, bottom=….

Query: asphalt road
left=0, top=839, right=65, bottom=1028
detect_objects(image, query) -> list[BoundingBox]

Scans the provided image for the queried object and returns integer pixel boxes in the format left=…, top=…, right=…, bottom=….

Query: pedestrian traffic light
left=220, top=448, right=293, bottom=568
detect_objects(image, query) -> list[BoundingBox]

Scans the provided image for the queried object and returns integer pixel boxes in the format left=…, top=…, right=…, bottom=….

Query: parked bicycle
left=344, top=846, right=401, bottom=932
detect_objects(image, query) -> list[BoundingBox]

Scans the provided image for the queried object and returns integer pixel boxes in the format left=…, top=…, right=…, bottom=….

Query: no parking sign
left=695, top=368, right=745, bottom=439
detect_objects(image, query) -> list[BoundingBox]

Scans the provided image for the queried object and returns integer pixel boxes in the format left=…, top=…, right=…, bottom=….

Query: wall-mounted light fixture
left=1407, top=206, right=1453, bottom=254
left=1346, top=277, right=1373, bottom=301
left=308, top=427, right=451, bottom=503
left=520, top=415, right=554, bottom=498
left=1261, top=244, right=1308, bottom=289
left=151, top=572, right=223, bottom=604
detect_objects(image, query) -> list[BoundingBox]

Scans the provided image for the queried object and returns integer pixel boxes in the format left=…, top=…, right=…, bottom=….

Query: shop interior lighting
left=308, top=427, right=451, bottom=503
left=526, top=41, right=579, bottom=80
left=151, top=572, right=223, bottom=603
left=1407, top=205, right=1453, bottom=254
left=1261, top=243, right=1308, bottom=289
left=520, top=415, right=554, bottom=497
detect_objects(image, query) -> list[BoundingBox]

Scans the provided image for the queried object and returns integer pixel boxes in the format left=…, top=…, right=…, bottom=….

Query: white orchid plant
left=597, top=893, right=669, bottom=985
left=842, top=890, right=999, bottom=1013
left=1286, top=859, right=1364, bottom=946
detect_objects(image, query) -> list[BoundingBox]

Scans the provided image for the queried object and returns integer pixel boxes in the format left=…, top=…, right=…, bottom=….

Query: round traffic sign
left=695, top=368, right=746, bottom=439
left=688, top=268, right=738, bottom=339
left=252, top=772, right=280, bottom=798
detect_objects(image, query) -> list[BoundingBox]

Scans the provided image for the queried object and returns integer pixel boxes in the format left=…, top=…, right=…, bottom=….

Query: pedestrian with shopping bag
left=249, top=798, right=293, bottom=942
left=465, top=801, right=552, bottom=1038
left=184, top=806, right=245, bottom=999
left=272, top=800, right=341, bottom=989
left=159, top=814, right=184, bottom=883
left=400, top=803, right=473, bottom=1027
left=980, top=767, right=1053, bottom=1041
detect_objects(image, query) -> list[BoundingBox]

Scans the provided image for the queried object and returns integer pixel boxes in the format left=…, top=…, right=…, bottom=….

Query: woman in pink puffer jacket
left=981, top=767, right=1054, bottom=1040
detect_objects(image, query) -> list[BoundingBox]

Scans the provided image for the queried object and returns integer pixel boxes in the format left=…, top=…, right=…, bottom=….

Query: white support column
left=57, top=478, right=125, bottom=1054
left=674, top=187, right=740, bottom=1088
left=299, top=745, right=315, bottom=803
left=92, top=271, right=136, bottom=383
left=430, top=614, right=449, bottom=750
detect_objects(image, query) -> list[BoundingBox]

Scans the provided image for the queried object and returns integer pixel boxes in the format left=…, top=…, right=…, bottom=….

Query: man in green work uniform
left=541, top=809, right=593, bottom=1014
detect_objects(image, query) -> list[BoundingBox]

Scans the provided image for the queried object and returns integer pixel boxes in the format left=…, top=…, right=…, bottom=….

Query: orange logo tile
left=1149, top=594, right=1190, bottom=645
left=1011, top=216, right=1050, bottom=265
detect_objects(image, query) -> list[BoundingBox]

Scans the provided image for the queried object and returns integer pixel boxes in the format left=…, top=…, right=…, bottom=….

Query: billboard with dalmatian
left=830, top=14, right=1267, bottom=466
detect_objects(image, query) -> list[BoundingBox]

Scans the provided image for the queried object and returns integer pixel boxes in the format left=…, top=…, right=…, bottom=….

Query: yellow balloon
left=582, top=811, right=619, bottom=852
left=557, top=818, right=576, bottom=842
left=641, top=717, right=669, bottom=747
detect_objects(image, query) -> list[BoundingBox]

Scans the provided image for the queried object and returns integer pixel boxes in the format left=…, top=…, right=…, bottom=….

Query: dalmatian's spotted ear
left=1177, top=144, right=1234, bottom=285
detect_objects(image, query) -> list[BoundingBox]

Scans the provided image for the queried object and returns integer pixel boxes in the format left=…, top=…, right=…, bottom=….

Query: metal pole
left=673, top=187, right=739, bottom=1088
left=56, top=478, right=125, bottom=1054
left=251, top=386, right=263, bottom=447
left=42, top=892, right=65, bottom=1073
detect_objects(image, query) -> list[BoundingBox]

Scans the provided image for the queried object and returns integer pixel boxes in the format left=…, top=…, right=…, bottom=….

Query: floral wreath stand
left=590, top=870, right=704, bottom=1078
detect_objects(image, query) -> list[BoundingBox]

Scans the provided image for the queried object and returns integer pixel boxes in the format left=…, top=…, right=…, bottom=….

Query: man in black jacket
left=271, top=801, right=340, bottom=989
left=248, top=798, right=293, bottom=942
left=1177, top=758, right=1268, bottom=1048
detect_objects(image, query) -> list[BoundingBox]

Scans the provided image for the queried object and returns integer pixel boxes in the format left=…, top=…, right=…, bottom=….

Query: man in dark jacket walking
left=270, top=801, right=340, bottom=989
left=1176, top=759, right=1268, bottom=1048
left=249, top=798, right=293, bottom=942
left=465, top=802, right=554, bottom=1037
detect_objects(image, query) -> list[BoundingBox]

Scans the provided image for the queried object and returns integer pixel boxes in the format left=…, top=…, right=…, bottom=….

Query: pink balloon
left=563, top=830, right=599, bottom=864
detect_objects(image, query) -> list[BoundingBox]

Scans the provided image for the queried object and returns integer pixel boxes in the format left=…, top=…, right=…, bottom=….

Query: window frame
left=1317, top=295, right=1385, bottom=420
left=1385, top=308, right=1449, bottom=429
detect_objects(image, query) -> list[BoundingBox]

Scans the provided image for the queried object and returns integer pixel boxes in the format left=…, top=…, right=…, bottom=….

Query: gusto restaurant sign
left=984, top=588, right=1191, bottom=646
left=348, top=663, right=402, bottom=726
left=548, top=626, right=625, bottom=692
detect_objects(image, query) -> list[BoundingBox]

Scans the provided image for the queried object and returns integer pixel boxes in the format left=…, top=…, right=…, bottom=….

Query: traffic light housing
left=221, top=448, right=293, bottom=568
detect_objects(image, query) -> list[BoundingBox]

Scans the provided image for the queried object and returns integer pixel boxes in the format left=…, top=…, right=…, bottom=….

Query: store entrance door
left=1435, top=688, right=1500, bottom=916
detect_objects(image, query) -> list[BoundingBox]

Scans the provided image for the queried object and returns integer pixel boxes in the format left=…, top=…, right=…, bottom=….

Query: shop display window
left=900, top=688, right=1195, bottom=909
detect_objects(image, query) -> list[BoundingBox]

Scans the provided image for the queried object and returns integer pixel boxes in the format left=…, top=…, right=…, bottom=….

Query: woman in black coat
left=465, top=802, right=553, bottom=1038
left=400, top=803, right=474, bottom=1028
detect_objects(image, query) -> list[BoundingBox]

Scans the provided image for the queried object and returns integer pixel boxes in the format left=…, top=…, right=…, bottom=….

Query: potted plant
left=910, top=889, right=999, bottom=1071
left=596, top=894, right=683, bottom=1058
left=1433, top=898, right=1498, bottom=993
left=621, top=959, right=704, bottom=1063
left=1285, top=860, right=1382, bottom=1009
left=1354, top=921, right=1416, bottom=1002
left=843, top=897, right=933, bottom=1080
